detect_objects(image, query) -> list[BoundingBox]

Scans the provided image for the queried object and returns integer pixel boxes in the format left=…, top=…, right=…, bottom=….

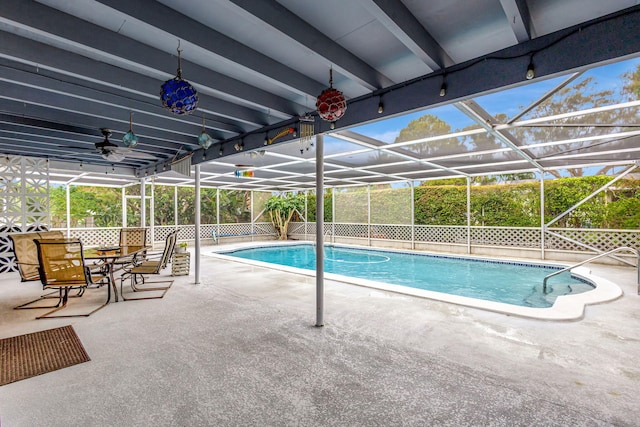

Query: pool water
left=221, top=244, right=595, bottom=308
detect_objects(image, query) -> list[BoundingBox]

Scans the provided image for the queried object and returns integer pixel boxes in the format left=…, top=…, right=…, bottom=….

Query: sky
left=344, top=56, right=640, bottom=144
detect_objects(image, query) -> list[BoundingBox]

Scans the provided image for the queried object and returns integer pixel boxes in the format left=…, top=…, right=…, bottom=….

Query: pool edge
left=205, top=242, right=624, bottom=321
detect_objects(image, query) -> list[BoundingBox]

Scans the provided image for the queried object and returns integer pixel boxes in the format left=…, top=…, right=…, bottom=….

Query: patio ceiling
left=2, top=1, right=640, bottom=190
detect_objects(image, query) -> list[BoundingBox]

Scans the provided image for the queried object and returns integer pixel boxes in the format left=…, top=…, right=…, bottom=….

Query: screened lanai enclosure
left=1, top=3, right=640, bottom=281
left=2, top=52, right=640, bottom=277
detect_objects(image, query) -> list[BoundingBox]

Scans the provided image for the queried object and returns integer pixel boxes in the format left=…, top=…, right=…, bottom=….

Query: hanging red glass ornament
left=316, top=67, right=346, bottom=125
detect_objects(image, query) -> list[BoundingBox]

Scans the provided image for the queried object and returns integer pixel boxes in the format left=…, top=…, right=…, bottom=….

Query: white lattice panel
left=333, top=223, right=368, bottom=238
left=371, top=224, right=412, bottom=241
left=414, top=226, right=467, bottom=243
left=254, top=222, right=276, bottom=236
left=67, top=228, right=120, bottom=246
left=546, top=228, right=640, bottom=252
left=288, top=222, right=306, bottom=234
left=471, top=227, right=541, bottom=247
left=154, top=226, right=175, bottom=243
left=219, top=223, right=253, bottom=236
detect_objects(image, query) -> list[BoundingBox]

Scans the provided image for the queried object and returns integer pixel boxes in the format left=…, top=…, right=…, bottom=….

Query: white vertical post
left=467, top=177, right=471, bottom=254
left=150, top=181, right=155, bottom=248
left=315, top=134, right=324, bottom=327
left=195, top=165, right=201, bottom=285
left=540, top=174, right=545, bottom=260
left=65, top=184, right=71, bottom=238
left=216, top=188, right=220, bottom=239
left=331, top=188, right=335, bottom=244
left=250, top=190, right=254, bottom=242
left=174, top=186, right=178, bottom=228
left=304, top=190, right=308, bottom=241
left=121, top=187, right=126, bottom=227
left=410, top=182, right=415, bottom=250
left=140, top=178, right=146, bottom=228
left=367, top=185, right=371, bottom=247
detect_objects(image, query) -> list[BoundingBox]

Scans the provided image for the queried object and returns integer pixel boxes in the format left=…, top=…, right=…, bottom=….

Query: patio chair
left=8, top=230, right=90, bottom=310
left=28, top=239, right=110, bottom=319
left=113, top=227, right=149, bottom=270
left=9, top=231, right=64, bottom=282
left=119, top=231, right=177, bottom=301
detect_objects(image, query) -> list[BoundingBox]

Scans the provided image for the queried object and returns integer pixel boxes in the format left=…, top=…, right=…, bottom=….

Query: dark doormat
left=0, top=325, right=90, bottom=386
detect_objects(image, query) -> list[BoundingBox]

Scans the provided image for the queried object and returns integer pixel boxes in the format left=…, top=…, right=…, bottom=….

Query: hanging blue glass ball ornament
left=123, top=130, right=139, bottom=148
left=198, top=131, right=213, bottom=149
left=160, top=77, right=198, bottom=115
left=160, top=44, right=198, bottom=115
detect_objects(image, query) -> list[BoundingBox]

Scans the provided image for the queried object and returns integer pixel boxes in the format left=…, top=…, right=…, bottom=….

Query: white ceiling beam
left=94, top=0, right=324, bottom=99
left=498, top=0, right=532, bottom=42
left=358, top=0, right=453, bottom=70
left=225, top=0, right=394, bottom=91
left=0, top=0, right=303, bottom=118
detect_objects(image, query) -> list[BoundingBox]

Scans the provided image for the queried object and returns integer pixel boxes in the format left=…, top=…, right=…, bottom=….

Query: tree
left=394, top=114, right=464, bottom=157
left=305, top=190, right=333, bottom=222
left=49, top=185, right=121, bottom=227
left=623, top=63, right=640, bottom=99
left=508, top=77, right=629, bottom=177
left=265, top=193, right=305, bottom=239
left=219, top=190, right=251, bottom=223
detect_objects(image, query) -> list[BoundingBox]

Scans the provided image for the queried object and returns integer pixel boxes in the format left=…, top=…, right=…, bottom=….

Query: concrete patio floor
left=1, top=244, right=639, bottom=426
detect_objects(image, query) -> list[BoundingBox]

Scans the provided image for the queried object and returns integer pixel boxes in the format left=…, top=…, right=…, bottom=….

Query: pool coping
left=205, top=241, right=623, bottom=321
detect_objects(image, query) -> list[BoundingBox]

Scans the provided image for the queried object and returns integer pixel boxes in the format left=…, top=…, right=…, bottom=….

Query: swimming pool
left=210, top=243, right=622, bottom=320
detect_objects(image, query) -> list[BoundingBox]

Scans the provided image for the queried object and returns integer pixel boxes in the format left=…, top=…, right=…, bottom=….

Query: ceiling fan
left=94, top=128, right=155, bottom=162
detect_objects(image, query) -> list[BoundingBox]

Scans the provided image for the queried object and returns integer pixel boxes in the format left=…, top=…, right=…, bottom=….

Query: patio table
left=84, top=245, right=149, bottom=303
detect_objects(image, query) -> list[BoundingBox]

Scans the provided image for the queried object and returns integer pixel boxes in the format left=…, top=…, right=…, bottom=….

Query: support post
left=410, top=181, right=415, bottom=250
left=140, top=178, right=146, bottom=228
left=367, top=185, right=371, bottom=247
left=315, top=134, right=324, bottom=328
left=122, top=187, right=126, bottom=228
left=216, top=188, right=220, bottom=241
left=304, top=190, right=308, bottom=241
left=331, top=187, right=335, bottom=244
left=65, top=184, right=71, bottom=238
left=195, top=165, right=201, bottom=285
left=466, top=177, right=471, bottom=254
left=150, top=181, right=155, bottom=248
left=174, top=186, right=178, bottom=228
left=540, top=174, right=545, bottom=260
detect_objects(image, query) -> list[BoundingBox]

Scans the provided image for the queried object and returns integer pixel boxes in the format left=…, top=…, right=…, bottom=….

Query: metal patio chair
left=30, top=239, right=110, bottom=319
left=9, top=231, right=91, bottom=310
left=112, top=227, right=149, bottom=270
left=119, top=231, right=177, bottom=301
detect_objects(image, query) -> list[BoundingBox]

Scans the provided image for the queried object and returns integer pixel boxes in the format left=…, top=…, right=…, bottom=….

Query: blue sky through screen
left=345, top=57, right=640, bottom=146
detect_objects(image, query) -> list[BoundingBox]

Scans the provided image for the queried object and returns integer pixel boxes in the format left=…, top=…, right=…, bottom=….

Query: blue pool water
left=220, top=244, right=595, bottom=308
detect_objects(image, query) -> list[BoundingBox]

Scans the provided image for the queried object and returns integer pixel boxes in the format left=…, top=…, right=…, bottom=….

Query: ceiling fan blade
left=102, top=151, right=125, bottom=162
left=105, top=146, right=156, bottom=160
left=124, top=150, right=157, bottom=160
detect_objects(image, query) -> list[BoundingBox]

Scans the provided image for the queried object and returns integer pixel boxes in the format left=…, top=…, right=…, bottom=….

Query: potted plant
left=176, top=241, right=188, bottom=253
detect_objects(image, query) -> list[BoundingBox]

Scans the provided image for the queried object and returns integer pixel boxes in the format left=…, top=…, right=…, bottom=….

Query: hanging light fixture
left=123, top=112, right=139, bottom=148
left=525, top=55, right=535, bottom=80
left=160, top=41, right=199, bottom=115
left=316, top=67, right=347, bottom=128
left=198, top=114, right=213, bottom=149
